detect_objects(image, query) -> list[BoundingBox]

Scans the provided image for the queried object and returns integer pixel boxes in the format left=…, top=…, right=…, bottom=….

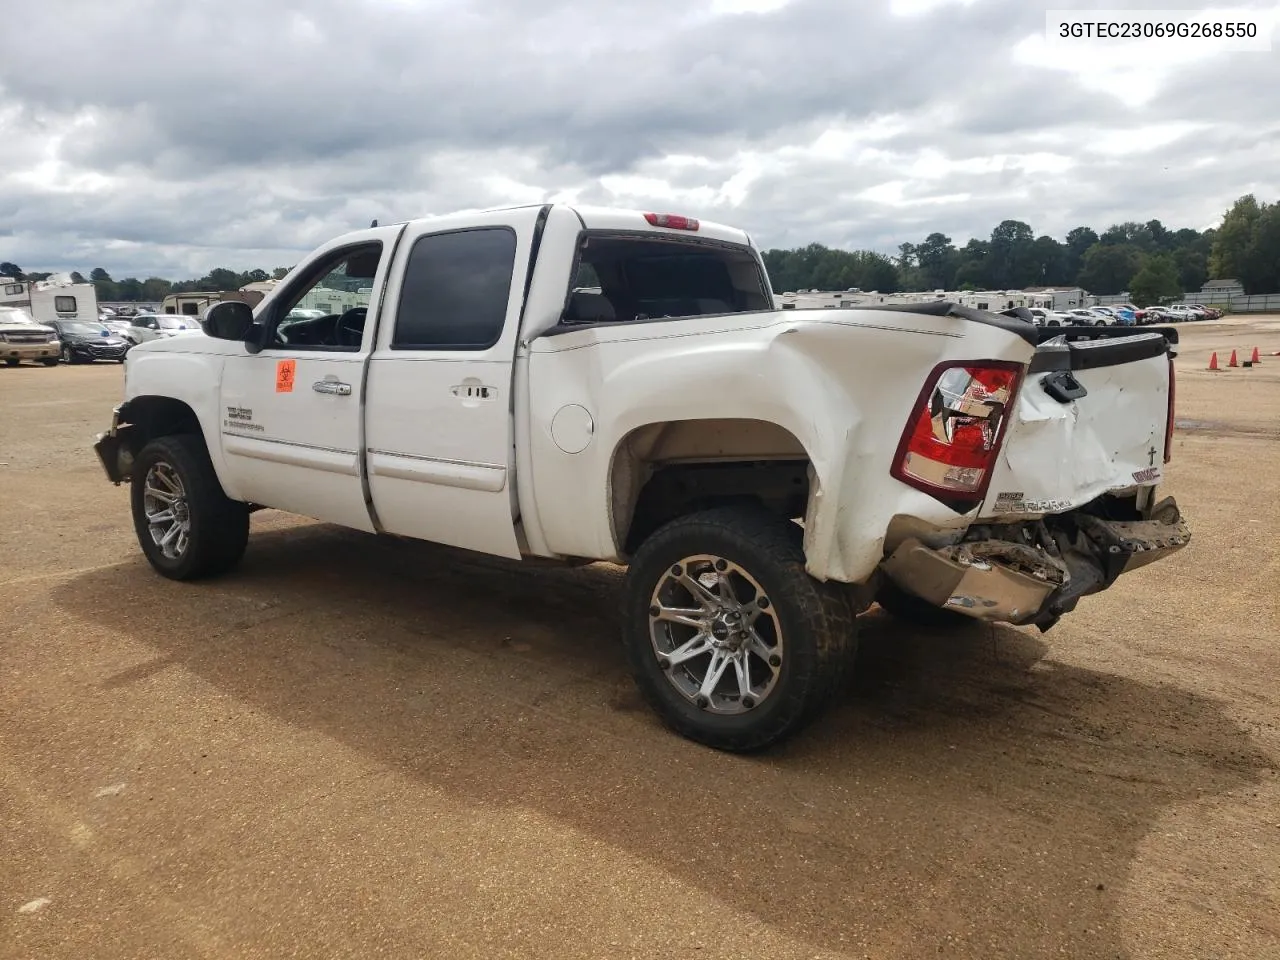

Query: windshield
left=62, top=322, right=110, bottom=336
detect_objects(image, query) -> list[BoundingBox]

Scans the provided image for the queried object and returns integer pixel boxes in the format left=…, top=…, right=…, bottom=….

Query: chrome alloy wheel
left=648, top=554, right=784, bottom=714
left=142, top=461, right=191, bottom=560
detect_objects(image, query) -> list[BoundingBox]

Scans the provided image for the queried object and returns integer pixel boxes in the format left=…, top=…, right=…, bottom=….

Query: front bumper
left=3, top=339, right=60, bottom=361
left=881, top=498, right=1191, bottom=630
left=71, top=342, right=129, bottom=361
left=94, top=405, right=134, bottom=485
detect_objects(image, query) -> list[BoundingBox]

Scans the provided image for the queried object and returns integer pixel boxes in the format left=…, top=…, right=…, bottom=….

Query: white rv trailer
left=0, top=276, right=101, bottom=325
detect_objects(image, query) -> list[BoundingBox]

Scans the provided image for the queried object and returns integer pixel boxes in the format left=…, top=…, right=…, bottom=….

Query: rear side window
left=392, top=228, right=517, bottom=350
left=562, top=235, right=771, bottom=326
left=55, top=296, right=77, bottom=312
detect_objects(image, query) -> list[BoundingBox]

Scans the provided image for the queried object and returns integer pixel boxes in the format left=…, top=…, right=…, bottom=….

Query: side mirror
left=201, top=301, right=255, bottom=341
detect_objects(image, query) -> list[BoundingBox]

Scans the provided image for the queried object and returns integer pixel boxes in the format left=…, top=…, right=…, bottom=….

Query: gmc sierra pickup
left=93, top=203, right=1189, bottom=751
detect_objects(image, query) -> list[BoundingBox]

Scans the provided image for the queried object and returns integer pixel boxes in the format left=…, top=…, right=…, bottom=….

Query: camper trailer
left=0, top=276, right=101, bottom=325
left=161, top=290, right=264, bottom=317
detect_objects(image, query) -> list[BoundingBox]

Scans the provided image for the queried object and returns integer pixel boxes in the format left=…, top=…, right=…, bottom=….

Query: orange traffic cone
left=1251, top=347, right=1261, bottom=364
left=1209, top=352, right=1219, bottom=370
left=1228, top=349, right=1239, bottom=367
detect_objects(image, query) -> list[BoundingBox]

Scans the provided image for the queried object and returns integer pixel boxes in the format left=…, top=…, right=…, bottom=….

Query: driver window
left=269, top=242, right=383, bottom=351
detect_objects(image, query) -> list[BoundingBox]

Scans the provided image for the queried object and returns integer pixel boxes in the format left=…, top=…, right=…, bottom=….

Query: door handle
left=313, top=380, right=352, bottom=396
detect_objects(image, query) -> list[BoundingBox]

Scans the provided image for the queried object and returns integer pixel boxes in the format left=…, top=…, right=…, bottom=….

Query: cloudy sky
left=1, top=0, right=1277, bottom=279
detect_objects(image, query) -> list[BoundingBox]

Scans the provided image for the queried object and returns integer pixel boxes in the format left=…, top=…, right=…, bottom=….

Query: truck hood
left=0, top=322, right=56, bottom=336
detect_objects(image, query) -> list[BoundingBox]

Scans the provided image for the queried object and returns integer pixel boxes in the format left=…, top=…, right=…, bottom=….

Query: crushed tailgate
left=981, top=329, right=1176, bottom=517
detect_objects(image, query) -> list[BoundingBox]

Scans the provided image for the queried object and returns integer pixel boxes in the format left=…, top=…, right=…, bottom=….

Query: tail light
left=891, top=360, right=1024, bottom=508
left=644, top=212, right=699, bottom=231
left=1164, top=354, right=1176, bottom=463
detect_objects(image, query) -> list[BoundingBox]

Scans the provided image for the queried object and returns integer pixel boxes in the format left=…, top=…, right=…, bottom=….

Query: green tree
left=1174, top=249, right=1209, bottom=293
left=115, top=277, right=144, bottom=301
left=1242, top=202, right=1280, bottom=294
left=1064, top=226, right=1099, bottom=282
left=272, top=267, right=291, bottom=280
left=1077, top=243, right=1142, bottom=295
left=1031, top=235, right=1066, bottom=285
left=70, top=271, right=87, bottom=283
left=988, top=219, right=1036, bottom=288
left=201, top=267, right=242, bottom=291
left=1128, top=254, right=1182, bottom=305
left=89, top=267, right=117, bottom=301
left=0, top=261, right=23, bottom=280
left=915, top=232, right=957, bottom=290
left=141, top=278, right=172, bottom=301
left=1210, top=194, right=1262, bottom=282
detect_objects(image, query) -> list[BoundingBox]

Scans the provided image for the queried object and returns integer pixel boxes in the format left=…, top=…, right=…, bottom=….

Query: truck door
left=218, top=226, right=405, bottom=532
left=363, top=206, right=547, bottom=559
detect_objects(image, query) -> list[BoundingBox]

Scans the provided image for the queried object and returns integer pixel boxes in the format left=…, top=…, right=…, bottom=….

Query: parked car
left=124, top=313, right=205, bottom=344
left=1165, top=305, right=1200, bottom=322
left=92, top=203, right=1190, bottom=752
left=0, top=306, right=61, bottom=366
left=1065, top=308, right=1110, bottom=326
left=45, top=319, right=131, bottom=363
left=1186, top=304, right=1221, bottom=320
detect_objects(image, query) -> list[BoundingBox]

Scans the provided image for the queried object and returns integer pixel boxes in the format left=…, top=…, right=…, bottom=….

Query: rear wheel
left=40, top=358, right=58, bottom=367
left=130, top=434, right=250, bottom=580
left=622, top=506, right=856, bottom=753
left=4, top=359, right=18, bottom=367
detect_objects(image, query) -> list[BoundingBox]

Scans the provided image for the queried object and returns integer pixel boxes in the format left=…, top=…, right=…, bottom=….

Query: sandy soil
left=2, top=316, right=1278, bottom=959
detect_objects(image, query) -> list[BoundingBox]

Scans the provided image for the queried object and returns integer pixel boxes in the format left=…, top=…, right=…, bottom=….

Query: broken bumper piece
left=880, top=502, right=1191, bottom=628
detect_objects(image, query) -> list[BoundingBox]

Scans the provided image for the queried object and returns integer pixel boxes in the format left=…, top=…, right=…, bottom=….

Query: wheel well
left=119, top=395, right=203, bottom=458
left=610, top=419, right=814, bottom=555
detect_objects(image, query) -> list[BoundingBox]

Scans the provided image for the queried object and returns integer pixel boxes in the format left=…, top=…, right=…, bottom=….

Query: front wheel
left=130, top=434, right=250, bottom=580
left=622, top=506, right=856, bottom=753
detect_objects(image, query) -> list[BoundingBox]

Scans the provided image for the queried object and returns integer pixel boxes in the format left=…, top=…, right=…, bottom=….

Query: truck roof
left=336, top=203, right=755, bottom=250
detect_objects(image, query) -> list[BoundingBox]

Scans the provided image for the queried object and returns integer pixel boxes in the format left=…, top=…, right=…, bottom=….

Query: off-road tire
left=875, top=577, right=976, bottom=630
left=622, top=506, right=856, bottom=753
left=40, top=358, right=58, bottom=367
left=130, top=434, right=250, bottom=580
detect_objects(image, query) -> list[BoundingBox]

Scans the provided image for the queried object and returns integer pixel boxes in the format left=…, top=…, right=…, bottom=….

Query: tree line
left=3, top=193, right=1276, bottom=306
left=0, top=265, right=292, bottom=303
left=763, top=193, right=1277, bottom=304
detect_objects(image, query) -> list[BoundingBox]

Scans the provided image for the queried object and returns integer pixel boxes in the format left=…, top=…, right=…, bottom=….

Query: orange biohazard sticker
left=275, top=358, right=296, bottom=393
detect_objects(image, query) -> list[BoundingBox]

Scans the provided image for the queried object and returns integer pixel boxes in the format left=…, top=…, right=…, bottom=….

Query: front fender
left=120, top=350, right=239, bottom=498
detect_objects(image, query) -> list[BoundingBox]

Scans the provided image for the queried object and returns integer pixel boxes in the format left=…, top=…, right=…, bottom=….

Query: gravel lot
left=3, top=316, right=1279, bottom=960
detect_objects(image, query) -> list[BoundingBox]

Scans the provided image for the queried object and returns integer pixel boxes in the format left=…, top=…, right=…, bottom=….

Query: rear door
left=982, top=330, right=1175, bottom=517
left=363, top=206, right=546, bottom=558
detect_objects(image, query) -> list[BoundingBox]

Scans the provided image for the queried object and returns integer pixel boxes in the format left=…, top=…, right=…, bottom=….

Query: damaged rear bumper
left=880, top=498, right=1190, bottom=630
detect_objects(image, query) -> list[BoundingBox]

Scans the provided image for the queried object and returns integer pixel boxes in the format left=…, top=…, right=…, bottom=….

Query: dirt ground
left=2, top=316, right=1279, bottom=960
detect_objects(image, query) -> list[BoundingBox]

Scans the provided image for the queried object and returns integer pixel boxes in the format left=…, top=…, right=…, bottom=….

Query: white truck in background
left=92, top=204, right=1190, bottom=752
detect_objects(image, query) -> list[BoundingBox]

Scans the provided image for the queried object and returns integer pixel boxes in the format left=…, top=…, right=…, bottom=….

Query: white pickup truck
left=93, top=204, right=1190, bottom=752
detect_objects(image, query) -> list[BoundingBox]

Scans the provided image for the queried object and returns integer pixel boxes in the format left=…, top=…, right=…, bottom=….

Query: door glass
left=271, top=243, right=383, bottom=350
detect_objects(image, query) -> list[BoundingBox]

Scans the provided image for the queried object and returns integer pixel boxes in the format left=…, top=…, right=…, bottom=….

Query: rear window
left=562, top=235, right=771, bottom=326
left=55, top=296, right=77, bottom=313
